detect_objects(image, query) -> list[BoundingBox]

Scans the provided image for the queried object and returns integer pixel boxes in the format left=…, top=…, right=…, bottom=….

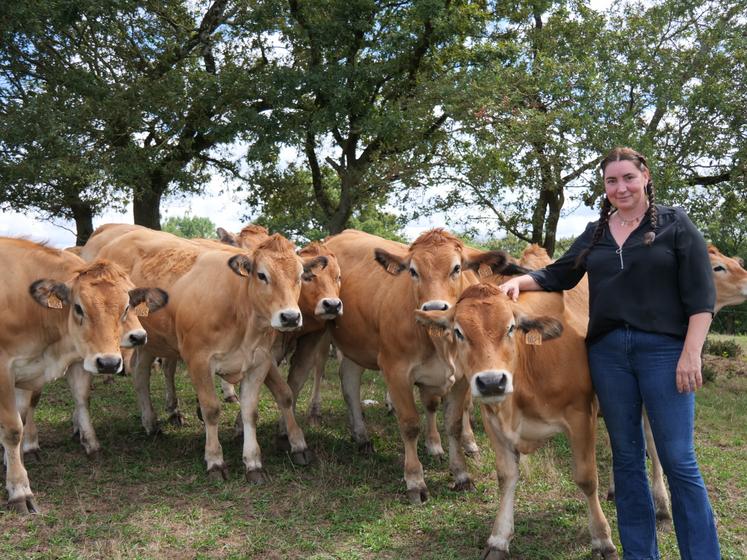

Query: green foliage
left=162, top=215, right=217, bottom=239
left=704, top=337, right=744, bottom=359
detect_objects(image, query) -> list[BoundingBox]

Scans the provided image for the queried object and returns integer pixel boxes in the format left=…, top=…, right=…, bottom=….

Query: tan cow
left=0, top=238, right=166, bottom=513
left=320, top=228, right=526, bottom=503
left=710, top=244, right=747, bottom=312
left=416, top=283, right=618, bottom=559
left=93, top=228, right=324, bottom=480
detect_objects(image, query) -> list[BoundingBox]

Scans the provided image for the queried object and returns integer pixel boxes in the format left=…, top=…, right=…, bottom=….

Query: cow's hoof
left=245, top=468, right=269, bottom=485
left=606, top=489, right=615, bottom=501
left=224, top=395, right=239, bottom=404
left=426, top=446, right=445, bottom=460
left=275, top=434, right=291, bottom=453
left=481, top=547, right=509, bottom=560
left=357, top=440, right=374, bottom=455
left=406, top=486, right=429, bottom=505
left=592, top=546, right=619, bottom=560
left=307, top=413, right=321, bottom=427
left=24, top=450, right=42, bottom=464
left=290, top=448, right=315, bottom=466
left=207, top=464, right=228, bottom=482
left=7, top=496, right=39, bottom=515
left=463, top=442, right=481, bottom=458
left=452, top=478, right=475, bottom=492
left=86, top=449, right=101, bottom=462
left=655, top=507, right=672, bottom=523
left=144, top=422, right=162, bottom=436
left=167, top=411, right=186, bottom=427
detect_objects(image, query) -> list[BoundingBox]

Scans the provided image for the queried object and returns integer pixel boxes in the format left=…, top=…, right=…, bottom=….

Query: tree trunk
left=133, top=186, right=163, bottom=230
left=543, top=186, right=564, bottom=257
left=70, top=202, right=95, bottom=246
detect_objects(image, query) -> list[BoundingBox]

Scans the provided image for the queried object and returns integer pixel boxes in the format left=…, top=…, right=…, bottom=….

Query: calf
left=416, top=283, right=617, bottom=559
left=0, top=238, right=166, bottom=513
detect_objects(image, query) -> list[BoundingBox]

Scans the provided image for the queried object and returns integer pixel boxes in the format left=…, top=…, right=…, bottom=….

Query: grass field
left=1, top=354, right=745, bottom=560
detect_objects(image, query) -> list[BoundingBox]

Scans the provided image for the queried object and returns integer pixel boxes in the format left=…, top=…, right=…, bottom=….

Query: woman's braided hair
left=574, top=147, right=657, bottom=268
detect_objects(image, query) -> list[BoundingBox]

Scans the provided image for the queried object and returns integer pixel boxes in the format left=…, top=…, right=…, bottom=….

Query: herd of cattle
left=1, top=223, right=746, bottom=559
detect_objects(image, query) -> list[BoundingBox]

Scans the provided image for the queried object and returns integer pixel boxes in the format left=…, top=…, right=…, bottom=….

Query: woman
left=499, top=147, right=720, bottom=560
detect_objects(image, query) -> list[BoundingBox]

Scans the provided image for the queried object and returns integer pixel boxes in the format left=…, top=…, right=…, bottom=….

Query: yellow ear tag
left=386, top=262, right=400, bottom=275
left=133, top=302, right=150, bottom=317
left=478, top=263, right=492, bottom=278
left=525, top=330, right=542, bottom=346
left=47, top=293, right=64, bottom=309
left=426, top=325, right=445, bottom=338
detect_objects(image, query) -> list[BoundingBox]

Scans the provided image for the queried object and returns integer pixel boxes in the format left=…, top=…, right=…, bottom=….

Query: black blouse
left=528, top=205, right=715, bottom=342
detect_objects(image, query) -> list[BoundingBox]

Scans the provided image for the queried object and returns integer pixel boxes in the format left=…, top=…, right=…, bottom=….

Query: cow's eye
left=257, top=272, right=268, bottom=283
left=409, top=268, right=419, bottom=279
left=713, top=265, right=726, bottom=272
left=507, top=324, right=515, bottom=336
left=302, top=272, right=315, bottom=282
left=74, top=304, right=84, bottom=317
left=451, top=264, right=461, bottom=275
left=454, top=327, right=465, bottom=341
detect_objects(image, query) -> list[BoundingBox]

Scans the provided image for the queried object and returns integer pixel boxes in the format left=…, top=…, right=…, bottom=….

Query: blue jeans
left=588, top=327, right=720, bottom=560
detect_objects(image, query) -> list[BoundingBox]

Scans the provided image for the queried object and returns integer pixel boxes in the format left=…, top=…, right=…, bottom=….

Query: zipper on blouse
left=615, top=247, right=624, bottom=269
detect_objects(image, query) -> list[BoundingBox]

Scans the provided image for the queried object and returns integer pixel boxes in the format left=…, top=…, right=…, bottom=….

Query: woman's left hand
left=676, top=348, right=703, bottom=393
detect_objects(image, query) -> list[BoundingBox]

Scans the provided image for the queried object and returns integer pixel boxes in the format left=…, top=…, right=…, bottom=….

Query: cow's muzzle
left=316, top=298, right=343, bottom=319
left=273, top=308, right=303, bottom=331
left=472, top=370, right=513, bottom=403
left=121, top=328, right=147, bottom=348
left=85, top=353, right=123, bottom=375
left=421, top=300, right=450, bottom=311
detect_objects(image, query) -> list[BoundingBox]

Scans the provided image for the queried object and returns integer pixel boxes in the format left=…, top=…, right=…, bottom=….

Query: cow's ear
left=374, top=248, right=408, bottom=276
left=228, top=254, right=253, bottom=277
left=415, top=307, right=456, bottom=331
left=302, top=255, right=328, bottom=280
left=463, top=249, right=531, bottom=279
left=129, top=288, right=169, bottom=316
left=514, top=313, right=563, bottom=342
left=29, top=279, right=71, bottom=309
left=735, top=256, right=745, bottom=268
left=217, top=227, right=239, bottom=246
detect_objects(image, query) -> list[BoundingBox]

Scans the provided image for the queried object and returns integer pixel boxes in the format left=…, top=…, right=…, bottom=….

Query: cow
left=0, top=238, right=166, bottom=513
left=317, top=228, right=526, bottom=503
left=92, top=228, right=324, bottom=480
left=415, top=283, right=618, bottom=559
left=710, top=244, right=747, bottom=312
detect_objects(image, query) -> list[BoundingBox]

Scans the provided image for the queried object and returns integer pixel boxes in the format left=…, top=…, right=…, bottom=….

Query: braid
left=575, top=196, right=612, bottom=268
left=643, top=181, right=657, bottom=246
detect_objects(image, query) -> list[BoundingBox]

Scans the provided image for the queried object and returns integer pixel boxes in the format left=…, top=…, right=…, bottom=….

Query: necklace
left=615, top=209, right=647, bottom=227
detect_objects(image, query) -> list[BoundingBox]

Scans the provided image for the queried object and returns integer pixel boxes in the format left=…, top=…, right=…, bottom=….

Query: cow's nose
left=421, top=300, right=450, bottom=311
left=280, top=310, right=301, bottom=327
left=475, top=373, right=507, bottom=396
left=129, top=332, right=147, bottom=346
left=96, top=356, right=123, bottom=374
left=322, top=299, right=342, bottom=315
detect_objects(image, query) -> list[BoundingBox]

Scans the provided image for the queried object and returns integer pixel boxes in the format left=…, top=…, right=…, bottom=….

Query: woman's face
left=603, top=160, right=650, bottom=212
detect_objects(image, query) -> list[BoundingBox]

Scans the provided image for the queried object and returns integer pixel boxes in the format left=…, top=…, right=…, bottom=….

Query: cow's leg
left=481, top=409, right=520, bottom=559
left=381, top=359, right=427, bottom=505
left=461, top=394, right=480, bottom=458
left=418, top=386, right=444, bottom=458
left=16, top=389, right=40, bottom=460
left=187, top=357, right=227, bottom=480
left=339, top=357, right=372, bottom=454
left=239, top=364, right=272, bottom=484
left=443, top=379, right=474, bottom=491
left=161, top=358, right=186, bottom=426
left=132, top=347, right=160, bottom=435
left=566, top=408, right=618, bottom=560
left=287, top=329, right=330, bottom=427
left=220, top=379, right=239, bottom=403
left=66, top=363, right=101, bottom=458
left=643, top=409, right=671, bottom=522
left=0, top=369, right=37, bottom=514
left=264, top=363, right=313, bottom=466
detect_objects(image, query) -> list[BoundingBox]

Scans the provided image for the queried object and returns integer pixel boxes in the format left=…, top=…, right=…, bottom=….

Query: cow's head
left=298, top=242, right=343, bottom=320
left=218, top=224, right=270, bottom=250
left=709, top=245, right=747, bottom=312
left=415, top=283, right=562, bottom=404
left=374, top=229, right=529, bottom=312
left=29, top=260, right=168, bottom=374
left=228, top=233, right=307, bottom=332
